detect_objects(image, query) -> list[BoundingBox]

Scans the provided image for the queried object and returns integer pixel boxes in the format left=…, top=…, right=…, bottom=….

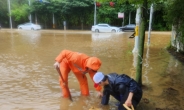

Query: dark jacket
left=102, top=73, right=142, bottom=105
left=107, top=73, right=141, bottom=94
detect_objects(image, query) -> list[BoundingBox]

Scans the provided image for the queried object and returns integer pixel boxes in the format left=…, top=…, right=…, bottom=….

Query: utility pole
left=28, top=0, right=32, bottom=23
left=8, top=0, right=12, bottom=29
left=53, top=13, right=55, bottom=28
left=129, top=12, right=131, bottom=24
left=136, top=0, right=148, bottom=85
left=132, top=7, right=141, bottom=53
left=35, top=13, right=37, bottom=24
left=94, top=0, right=96, bottom=25
left=147, top=4, right=154, bottom=45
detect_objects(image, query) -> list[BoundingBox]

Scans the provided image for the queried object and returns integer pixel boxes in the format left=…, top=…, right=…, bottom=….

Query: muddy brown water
left=0, top=29, right=184, bottom=110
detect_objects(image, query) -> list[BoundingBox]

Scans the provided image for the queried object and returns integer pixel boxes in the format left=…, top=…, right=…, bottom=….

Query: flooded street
left=0, top=29, right=184, bottom=110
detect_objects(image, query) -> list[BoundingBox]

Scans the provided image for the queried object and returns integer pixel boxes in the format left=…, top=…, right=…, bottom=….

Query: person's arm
left=119, top=75, right=137, bottom=106
left=55, top=50, right=73, bottom=63
left=124, top=92, right=134, bottom=106
left=54, top=50, right=74, bottom=69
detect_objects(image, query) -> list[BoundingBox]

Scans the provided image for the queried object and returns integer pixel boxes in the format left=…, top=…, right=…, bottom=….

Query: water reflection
left=91, top=33, right=113, bottom=40
left=17, top=30, right=41, bottom=44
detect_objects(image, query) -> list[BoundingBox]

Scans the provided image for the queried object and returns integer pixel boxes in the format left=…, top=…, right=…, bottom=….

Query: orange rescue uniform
left=55, top=50, right=102, bottom=97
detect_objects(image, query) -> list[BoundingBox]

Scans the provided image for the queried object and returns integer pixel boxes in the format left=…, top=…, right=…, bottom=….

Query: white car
left=91, top=23, right=121, bottom=33
left=18, top=23, right=41, bottom=30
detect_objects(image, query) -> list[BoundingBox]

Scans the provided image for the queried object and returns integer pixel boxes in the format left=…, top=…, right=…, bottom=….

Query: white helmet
left=93, top=72, right=104, bottom=83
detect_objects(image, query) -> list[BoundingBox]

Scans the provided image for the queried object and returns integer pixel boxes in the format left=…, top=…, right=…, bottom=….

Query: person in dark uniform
left=93, top=72, right=142, bottom=110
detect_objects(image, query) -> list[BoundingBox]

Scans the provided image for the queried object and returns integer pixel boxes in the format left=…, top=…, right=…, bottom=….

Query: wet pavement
left=0, top=29, right=184, bottom=110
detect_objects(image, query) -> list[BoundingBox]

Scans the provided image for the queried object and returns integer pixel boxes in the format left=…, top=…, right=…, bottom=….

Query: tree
left=31, top=1, right=53, bottom=28
left=31, top=0, right=94, bottom=29
left=11, top=4, right=30, bottom=22
left=0, top=0, right=33, bottom=27
left=0, top=0, right=9, bottom=26
left=165, top=0, right=184, bottom=51
left=61, top=0, right=94, bottom=29
left=0, top=0, right=168, bottom=30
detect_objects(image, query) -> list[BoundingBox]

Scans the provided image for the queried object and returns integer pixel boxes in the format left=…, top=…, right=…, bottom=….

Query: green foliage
left=0, top=0, right=9, bottom=26
left=164, top=0, right=184, bottom=26
left=151, top=5, right=170, bottom=31
left=97, top=6, right=117, bottom=24
left=11, top=4, right=29, bottom=22
left=0, top=0, right=175, bottom=30
left=0, top=0, right=32, bottom=27
left=96, top=1, right=136, bottom=26
left=30, top=0, right=94, bottom=28
left=120, top=1, right=136, bottom=12
left=164, top=0, right=184, bottom=49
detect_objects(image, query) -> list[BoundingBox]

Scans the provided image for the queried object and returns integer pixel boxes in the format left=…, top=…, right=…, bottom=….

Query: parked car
left=17, top=23, right=41, bottom=30
left=91, top=23, right=121, bottom=33
left=120, top=24, right=135, bottom=31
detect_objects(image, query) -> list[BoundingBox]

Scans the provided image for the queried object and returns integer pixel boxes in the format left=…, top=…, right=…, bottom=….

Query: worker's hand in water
left=124, top=99, right=132, bottom=107
left=97, top=91, right=103, bottom=98
left=54, top=62, right=60, bottom=68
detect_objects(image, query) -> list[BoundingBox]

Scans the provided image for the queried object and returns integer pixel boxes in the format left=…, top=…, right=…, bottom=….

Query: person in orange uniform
left=54, top=50, right=102, bottom=98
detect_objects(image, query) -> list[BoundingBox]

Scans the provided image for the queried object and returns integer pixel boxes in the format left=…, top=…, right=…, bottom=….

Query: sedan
left=17, top=23, right=41, bottom=30
left=120, top=24, right=135, bottom=31
left=91, top=23, right=121, bottom=33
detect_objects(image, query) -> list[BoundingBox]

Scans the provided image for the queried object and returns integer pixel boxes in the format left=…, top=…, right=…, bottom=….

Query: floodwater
left=0, top=29, right=183, bottom=110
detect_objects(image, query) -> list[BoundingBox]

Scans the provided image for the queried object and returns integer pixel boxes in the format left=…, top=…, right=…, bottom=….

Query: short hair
left=101, top=75, right=108, bottom=82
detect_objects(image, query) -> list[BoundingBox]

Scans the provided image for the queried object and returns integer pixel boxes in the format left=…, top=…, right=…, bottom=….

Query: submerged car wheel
left=95, top=29, right=99, bottom=33
left=111, top=29, right=116, bottom=32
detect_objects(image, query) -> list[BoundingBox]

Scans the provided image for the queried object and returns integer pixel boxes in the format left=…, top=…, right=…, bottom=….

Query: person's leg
left=101, top=85, right=126, bottom=107
left=59, top=59, right=71, bottom=98
left=74, top=73, right=89, bottom=96
left=109, top=84, right=126, bottom=106
left=110, top=93, right=121, bottom=102
left=117, top=87, right=129, bottom=110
